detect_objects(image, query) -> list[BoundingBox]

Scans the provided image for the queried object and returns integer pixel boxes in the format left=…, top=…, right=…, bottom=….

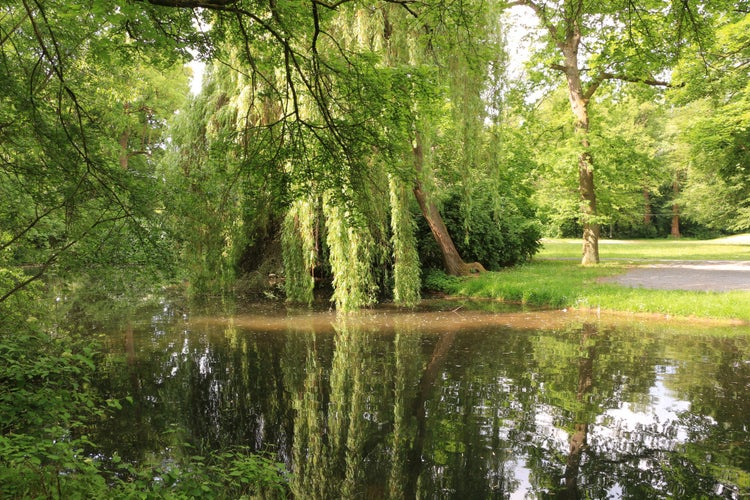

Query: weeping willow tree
left=389, top=175, right=421, bottom=307
left=287, top=0, right=511, bottom=305
left=162, top=64, right=247, bottom=295
left=161, top=49, right=292, bottom=296
left=337, top=0, right=504, bottom=277
left=155, top=0, right=521, bottom=308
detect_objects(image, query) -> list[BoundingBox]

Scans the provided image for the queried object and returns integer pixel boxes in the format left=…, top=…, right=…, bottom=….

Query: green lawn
left=443, top=237, right=750, bottom=323
left=538, top=236, right=750, bottom=261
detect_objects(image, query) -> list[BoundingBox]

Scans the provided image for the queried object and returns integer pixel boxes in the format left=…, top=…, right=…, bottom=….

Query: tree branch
left=143, top=0, right=239, bottom=7
left=514, top=0, right=565, bottom=51
left=581, top=71, right=676, bottom=100
left=0, top=212, right=131, bottom=304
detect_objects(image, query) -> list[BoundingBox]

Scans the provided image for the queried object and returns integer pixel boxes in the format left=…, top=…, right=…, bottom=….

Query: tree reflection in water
left=92, top=304, right=750, bottom=498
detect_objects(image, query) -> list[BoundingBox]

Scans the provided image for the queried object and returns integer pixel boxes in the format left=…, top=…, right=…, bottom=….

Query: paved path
left=605, top=261, right=750, bottom=291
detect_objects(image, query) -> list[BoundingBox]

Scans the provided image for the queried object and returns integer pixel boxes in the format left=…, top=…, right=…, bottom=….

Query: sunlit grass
left=539, top=236, right=750, bottom=261
left=446, top=258, right=750, bottom=323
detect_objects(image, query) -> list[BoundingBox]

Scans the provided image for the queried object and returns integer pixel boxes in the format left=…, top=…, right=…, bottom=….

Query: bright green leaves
left=389, top=175, right=421, bottom=307
left=324, top=198, right=379, bottom=311
left=282, top=199, right=318, bottom=305
left=0, top=1, right=191, bottom=303
left=667, top=8, right=750, bottom=232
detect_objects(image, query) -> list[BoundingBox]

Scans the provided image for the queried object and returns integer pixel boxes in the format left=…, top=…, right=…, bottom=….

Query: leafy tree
left=2, top=0, right=546, bottom=310
left=146, top=0, right=540, bottom=309
left=669, top=11, right=750, bottom=232
left=160, top=56, right=288, bottom=297
left=509, top=0, right=712, bottom=262
left=531, top=88, right=672, bottom=238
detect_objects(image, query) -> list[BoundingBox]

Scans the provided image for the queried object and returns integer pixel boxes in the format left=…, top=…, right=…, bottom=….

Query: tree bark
left=578, top=150, right=600, bottom=265
left=671, top=178, right=681, bottom=238
left=411, top=133, right=485, bottom=276
left=119, top=130, right=130, bottom=170
left=561, top=40, right=599, bottom=265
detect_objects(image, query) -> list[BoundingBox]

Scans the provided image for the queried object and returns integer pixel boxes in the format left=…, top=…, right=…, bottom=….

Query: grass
left=539, top=237, right=750, bottom=261
left=444, top=237, right=750, bottom=323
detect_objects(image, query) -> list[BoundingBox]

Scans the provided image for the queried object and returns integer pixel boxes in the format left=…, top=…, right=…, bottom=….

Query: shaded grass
left=445, top=260, right=750, bottom=322
left=539, top=238, right=750, bottom=261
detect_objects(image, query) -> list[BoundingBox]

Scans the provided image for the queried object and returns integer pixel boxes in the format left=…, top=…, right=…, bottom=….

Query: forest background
left=1, top=0, right=749, bottom=496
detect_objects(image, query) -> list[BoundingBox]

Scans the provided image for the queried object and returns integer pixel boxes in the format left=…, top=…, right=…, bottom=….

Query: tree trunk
left=119, top=130, right=129, bottom=170
left=561, top=38, right=599, bottom=265
left=671, top=179, right=681, bottom=238
left=643, top=188, right=652, bottom=225
left=411, top=133, right=485, bottom=276
left=579, top=150, right=600, bottom=265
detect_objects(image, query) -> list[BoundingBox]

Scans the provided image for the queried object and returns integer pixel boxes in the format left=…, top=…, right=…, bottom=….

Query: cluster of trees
left=523, top=0, right=750, bottom=260
left=1, top=1, right=749, bottom=310
left=1, top=2, right=748, bottom=494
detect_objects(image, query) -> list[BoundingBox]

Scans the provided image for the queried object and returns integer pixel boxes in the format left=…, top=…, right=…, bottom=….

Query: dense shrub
left=418, top=193, right=542, bottom=271
left=421, top=268, right=461, bottom=293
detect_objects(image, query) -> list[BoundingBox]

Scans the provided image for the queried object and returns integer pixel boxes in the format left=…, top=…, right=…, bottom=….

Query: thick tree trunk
left=671, top=208, right=681, bottom=238
left=412, top=185, right=463, bottom=273
left=562, top=40, right=599, bottom=265
left=578, top=150, right=600, bottom=265
left=411, top=133, right=485, bottom=276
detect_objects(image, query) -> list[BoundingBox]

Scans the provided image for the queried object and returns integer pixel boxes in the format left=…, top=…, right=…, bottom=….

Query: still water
left=92, top=300, right=750, bottom=498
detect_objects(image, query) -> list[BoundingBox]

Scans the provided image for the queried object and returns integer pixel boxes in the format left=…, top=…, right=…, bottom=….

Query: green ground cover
left=441, top=237, right=750, bottom=322
left=538, top=237, right=750, bottom=261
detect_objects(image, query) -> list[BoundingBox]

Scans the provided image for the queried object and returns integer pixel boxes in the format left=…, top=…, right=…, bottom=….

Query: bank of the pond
left=438, top=260, right=750, bottom=323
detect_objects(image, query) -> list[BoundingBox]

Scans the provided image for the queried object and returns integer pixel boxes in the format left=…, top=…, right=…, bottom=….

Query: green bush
left=110, top=446, right=289, bottom=499
left=0, top=325, right=108, bottom=498
left=422, top=268, right=461, bottom=293
left=0, top=316, right=290, bottom=498
left=418, top=193, right=542, bottom=271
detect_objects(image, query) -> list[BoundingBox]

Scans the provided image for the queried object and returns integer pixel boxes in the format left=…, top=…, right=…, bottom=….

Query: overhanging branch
left=583, top=71, right=674, bottom=99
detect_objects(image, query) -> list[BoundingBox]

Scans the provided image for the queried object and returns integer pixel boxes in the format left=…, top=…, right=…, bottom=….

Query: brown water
left=92, top=299, right=750, bottom=498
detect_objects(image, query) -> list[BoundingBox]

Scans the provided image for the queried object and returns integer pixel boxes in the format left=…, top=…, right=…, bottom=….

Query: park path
left=604, top=261, right=750, bottom=291
left=597, top=234, right=750, bottom=291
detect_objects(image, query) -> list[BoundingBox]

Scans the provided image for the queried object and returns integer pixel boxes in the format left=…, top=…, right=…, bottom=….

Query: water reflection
left=93, top=302, right=750, bottom=498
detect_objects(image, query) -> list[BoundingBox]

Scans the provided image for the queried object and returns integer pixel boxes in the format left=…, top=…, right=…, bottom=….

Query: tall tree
left=510, top=0, right=707, bottom=263
left=531, top=88, right=671, bottom=239
left=149, top=0, right=507, bottom=308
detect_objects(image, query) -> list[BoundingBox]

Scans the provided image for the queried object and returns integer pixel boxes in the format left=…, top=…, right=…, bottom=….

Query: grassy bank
left=441, top=237, right=750, bottom=323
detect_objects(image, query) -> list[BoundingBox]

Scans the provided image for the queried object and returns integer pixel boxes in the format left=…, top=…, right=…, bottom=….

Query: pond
left=90, top=299, right=750, bottom=498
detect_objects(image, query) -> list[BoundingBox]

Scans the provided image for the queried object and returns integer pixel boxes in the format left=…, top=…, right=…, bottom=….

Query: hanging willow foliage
left=323, top=195, right=378, bottom=311
left=389, top=175, right=421, bottom=307
left=282, top=198, right=318, bottom=305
